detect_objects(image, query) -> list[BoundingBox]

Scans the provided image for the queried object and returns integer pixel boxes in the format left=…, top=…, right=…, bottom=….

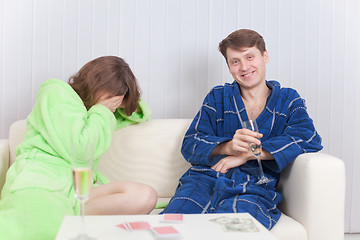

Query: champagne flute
left=71, top=143, right=95, bottom=240
left=243, top=120, right=273, bottom=185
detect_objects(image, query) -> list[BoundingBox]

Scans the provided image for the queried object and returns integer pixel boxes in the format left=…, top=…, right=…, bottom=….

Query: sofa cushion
left=9, top=119, right=27, bottom=165
left=271, top=213, right=307, bottom=240
left=0, top=140, right=10, bottom=194
left=98, top=119, right=192, bottom=198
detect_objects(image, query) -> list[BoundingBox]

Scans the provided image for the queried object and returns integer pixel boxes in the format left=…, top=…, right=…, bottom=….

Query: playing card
left=152, top=226, right=182, bottom=238
left=161, top=214, right=184, bottom=223
left=117, top=223, right=127, bottom=230
left=117, top=221, right=151, bottom=231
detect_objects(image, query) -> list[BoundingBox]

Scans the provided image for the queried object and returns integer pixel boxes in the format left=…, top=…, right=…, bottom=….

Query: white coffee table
left=56, top=213, right=279, bottom=240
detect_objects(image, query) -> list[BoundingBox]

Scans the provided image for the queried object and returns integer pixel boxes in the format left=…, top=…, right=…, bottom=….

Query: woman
left=0, top=56, right=157, bottom=239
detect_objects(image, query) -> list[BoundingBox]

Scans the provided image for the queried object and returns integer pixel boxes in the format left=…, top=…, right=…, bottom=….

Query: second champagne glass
left=71, top=143, right=96, bottom=240
left=243, top=120, right=273, bottom=185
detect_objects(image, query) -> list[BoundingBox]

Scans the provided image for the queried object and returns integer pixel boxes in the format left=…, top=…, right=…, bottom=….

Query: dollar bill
left=209, top=216, right=259, bottom=232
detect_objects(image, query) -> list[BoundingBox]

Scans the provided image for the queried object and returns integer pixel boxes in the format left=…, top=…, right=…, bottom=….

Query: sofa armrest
left=278, top=152, right=345, bottom=240
left=0, top=139, right=10, bottom=196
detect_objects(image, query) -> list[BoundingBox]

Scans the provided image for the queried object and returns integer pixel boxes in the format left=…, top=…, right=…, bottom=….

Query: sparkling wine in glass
left=71, top=143, right=96, bottom=240
left=243, top=120, right=273, bottom=185
left=73, top=167, right=92, bottom=203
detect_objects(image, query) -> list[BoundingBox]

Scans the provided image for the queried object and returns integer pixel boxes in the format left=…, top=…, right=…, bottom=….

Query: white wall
left=0, top=0, right=359, bottom=233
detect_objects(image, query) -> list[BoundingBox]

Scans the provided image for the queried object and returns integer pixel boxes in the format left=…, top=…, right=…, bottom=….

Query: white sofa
left=0, top=119, right=345, bottom=240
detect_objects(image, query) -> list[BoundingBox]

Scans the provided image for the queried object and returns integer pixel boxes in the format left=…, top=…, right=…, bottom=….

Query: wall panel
left=18, top=0, right=34, bottom=118
left=77, top=0, right=93, bottom=69
left=349, top=0, right=360, bottom=232
left=207, top=0, right=224, bottom=91
left=149, top=0, right=166, bottom=117
left=304, top=0, right=320, bottom=122
left=277, top=0, right=292, bottom=88
left=0, top=0, right=3, bottom=134
left=32, top=0, right=49, bottom=96
left=180, top=0, right=197, bottom=118
left=48, top=0, right=63, bottom=80
left=264, top=0, right=279, bottom=81
left=134, top=0, right=151, bottom=102
left=164, top=0, right=181, bottom=118
left=62, top=0, right=78, bottom=81
left=92, top=0, right=107, bottom=59
left=2, top=0, right=20, bottom=136
left=0, top=0, right=359, bottom=232
left=118, top=0, right=136, bottom=67
left=194, top=0, right=209, bottom=111
left=329, top=0, right=346, bottom=166
left=317, top=0, right=332, bottom=151
left=291, top=0, right=306, bottom=95
left=105, top=0, right=120, bottom=55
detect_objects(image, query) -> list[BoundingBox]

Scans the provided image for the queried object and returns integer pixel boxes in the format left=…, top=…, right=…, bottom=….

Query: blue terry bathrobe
left=162, top=80, right=323, bottom=229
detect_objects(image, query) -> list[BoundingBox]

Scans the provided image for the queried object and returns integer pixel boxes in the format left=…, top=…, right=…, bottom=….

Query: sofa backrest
left=9, top=119, right=27, bottom=165
left=8, top=119, right=193, bottom=198
left=98, top=119, right=192, bottom=198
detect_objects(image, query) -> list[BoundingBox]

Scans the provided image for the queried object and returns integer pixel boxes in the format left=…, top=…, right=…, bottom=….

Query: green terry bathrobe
left=0, top=79, right=152, bottom=240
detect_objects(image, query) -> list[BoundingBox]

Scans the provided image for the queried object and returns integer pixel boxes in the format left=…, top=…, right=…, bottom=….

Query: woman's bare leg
left=85, top=181, right=157, bottom=215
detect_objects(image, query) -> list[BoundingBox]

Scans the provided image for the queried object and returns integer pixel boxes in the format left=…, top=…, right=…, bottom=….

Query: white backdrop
left=0, top=0, right=359, bottom=233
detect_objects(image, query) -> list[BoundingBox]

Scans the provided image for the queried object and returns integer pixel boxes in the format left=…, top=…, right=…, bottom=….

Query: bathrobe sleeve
left=114, top=98, right=152, bottom=129
left=261, top=90, right=323, bottom=173
left=24, top=79, right=117, bottom=165
left=181, top=88, right=232, bottom=166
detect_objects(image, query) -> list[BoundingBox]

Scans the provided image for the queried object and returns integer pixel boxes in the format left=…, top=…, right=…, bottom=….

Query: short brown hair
left=69, top=56, right=140, bottom=116
left=218, top=29, right=266, bottom=61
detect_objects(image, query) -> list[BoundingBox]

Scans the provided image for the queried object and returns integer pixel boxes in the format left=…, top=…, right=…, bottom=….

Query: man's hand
left=211, top=154, right=250, bottom=173
left=211, top=128, right=263, bottom=157
left=228, top=128, right=262, bottom=155
left=210, top=128, right=267, bottom=173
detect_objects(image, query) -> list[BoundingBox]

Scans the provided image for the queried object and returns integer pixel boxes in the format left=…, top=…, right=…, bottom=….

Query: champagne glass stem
left=255, top=154, right=273, bottom=185
left=80, top=200, right=85, bottom=236
left=255, top=155, right=265, bottom=177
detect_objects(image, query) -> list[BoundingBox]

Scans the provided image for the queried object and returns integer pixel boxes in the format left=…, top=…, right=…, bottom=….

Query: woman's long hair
left=69, top=56, right=140, bottom=116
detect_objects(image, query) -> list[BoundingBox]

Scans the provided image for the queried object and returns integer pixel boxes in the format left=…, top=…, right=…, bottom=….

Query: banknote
left=209, top=216, right=259, bottom=232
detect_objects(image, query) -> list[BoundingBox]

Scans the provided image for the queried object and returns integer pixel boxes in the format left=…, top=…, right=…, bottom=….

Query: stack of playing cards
left=151, top=226, right=182, bottom=239
left=160, top=214, right=184, bottom=223
left=117, top=214, right=184, bottom=238
left=117, top=221, right=151, bottom=231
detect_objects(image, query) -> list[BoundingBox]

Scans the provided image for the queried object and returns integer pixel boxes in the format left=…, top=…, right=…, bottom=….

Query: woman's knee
left=136, top=184, right=158, bottom=214
left=117, top=181, right=158, bottom=214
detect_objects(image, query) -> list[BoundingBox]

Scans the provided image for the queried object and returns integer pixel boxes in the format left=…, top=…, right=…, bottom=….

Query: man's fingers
left=212, top=160, right=229, bottom=173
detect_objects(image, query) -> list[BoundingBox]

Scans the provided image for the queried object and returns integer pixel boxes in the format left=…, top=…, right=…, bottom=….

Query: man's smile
left=241, top=70, right=255, bottom=78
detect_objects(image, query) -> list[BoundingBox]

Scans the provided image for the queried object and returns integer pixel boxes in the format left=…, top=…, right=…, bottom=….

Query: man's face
left=226, top=46, right=269, bottom=89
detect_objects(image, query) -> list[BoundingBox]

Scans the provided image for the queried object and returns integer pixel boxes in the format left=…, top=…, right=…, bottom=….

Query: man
left=162, top=29, right=322, bottom=229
